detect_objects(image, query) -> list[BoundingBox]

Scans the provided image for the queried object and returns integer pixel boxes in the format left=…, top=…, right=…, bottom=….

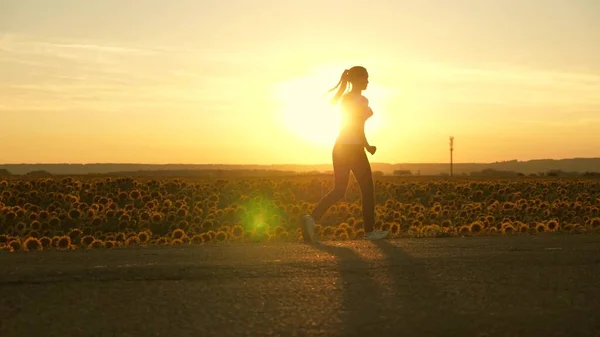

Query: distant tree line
left=467, top=169, right=599, bottom=178
left=1, top=168, right=599, bottom=179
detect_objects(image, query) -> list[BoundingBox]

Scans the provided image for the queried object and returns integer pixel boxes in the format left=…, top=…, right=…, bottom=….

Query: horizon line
left=1, top=157, right=599, bottom=167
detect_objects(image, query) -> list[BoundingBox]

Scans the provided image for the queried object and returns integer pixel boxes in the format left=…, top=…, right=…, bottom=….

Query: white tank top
left=336, top=93, right=373, bottom=145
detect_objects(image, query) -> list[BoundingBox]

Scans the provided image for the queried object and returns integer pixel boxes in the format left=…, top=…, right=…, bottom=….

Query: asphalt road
left=1, top=234, right=600, bottom=337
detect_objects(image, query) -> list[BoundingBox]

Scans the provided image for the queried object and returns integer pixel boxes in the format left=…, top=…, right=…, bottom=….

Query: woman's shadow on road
left=313, top=239, right=462, bottom=336
left=312, top=241, right=390, bottom=336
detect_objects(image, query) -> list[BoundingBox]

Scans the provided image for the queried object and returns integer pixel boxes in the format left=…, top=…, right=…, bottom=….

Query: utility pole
left=449, top=136, right=454, bottom=177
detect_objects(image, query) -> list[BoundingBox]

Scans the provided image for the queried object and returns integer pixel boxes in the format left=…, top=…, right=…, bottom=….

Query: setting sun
left=274, top=76, right=340, bottom=146
left=273, top=70, right=388, bottom=148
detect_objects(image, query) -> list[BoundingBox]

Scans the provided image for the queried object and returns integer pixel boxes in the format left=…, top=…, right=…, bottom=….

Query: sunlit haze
left=1, top=0, right=599, bottom=165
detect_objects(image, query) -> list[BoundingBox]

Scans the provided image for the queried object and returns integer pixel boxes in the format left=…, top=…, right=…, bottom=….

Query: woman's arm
left=362, top=107, right=376, bottom=154
left=361, top=107, right=374, bottom=147
left=360, top=128, right=371, bottom=148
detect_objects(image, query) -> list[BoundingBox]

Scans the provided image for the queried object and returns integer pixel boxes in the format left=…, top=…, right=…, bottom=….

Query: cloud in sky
left=0, top=34, right=253, bottom=113
left=4, top=33, right=599, bottom=110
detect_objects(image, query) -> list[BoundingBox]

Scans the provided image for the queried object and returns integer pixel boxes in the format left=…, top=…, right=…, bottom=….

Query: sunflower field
left=1, top=176, right=600, bottom=252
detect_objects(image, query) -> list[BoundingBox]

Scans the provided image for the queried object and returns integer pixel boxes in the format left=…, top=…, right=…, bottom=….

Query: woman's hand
left=366, top=145, right=377, bottom=155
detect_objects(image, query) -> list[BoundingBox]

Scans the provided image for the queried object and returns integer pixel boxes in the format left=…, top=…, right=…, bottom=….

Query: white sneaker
left=365, top=230, right=389, bottom=240
left=302, top=215, right=316, bottom=243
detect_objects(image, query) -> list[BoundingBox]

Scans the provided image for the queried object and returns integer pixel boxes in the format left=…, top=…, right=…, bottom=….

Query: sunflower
left=535, top=223, right=547, bottom=233
left=501, top=224, right=515, bottom=234
left=137, top=231, right=150, bottom=243
left=8, top=240, right=21, bottom=252
left=89, top=239, right=105, bottom=249
left=57, top=236, right=72, bottom=250
left=458, top=225, right=470, bottom=235
left=23, top=237, right=43, bottom=252
left=81, top=235, right=95, bottom=247
left=469, top=221, right=484, bottom=234
left=215, top=230, right=228, bottom=242
left=171, top=228, right=186, bottom=240
left=546, top=219, right=559, bottom=232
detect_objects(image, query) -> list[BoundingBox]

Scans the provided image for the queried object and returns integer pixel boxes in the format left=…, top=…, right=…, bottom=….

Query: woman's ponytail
left=327, top=69, right=350, bottom=104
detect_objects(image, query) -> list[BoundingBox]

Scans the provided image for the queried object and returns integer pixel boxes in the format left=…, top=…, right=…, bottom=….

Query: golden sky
left=1, top=0, right=599, bottom=165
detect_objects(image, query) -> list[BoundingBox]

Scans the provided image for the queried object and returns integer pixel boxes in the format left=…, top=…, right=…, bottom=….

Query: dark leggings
left=311, top=143, right=375, bottom=233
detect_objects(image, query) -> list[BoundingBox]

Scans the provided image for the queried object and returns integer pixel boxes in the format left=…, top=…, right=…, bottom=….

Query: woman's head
left=328, top=66, right=369, bottom=104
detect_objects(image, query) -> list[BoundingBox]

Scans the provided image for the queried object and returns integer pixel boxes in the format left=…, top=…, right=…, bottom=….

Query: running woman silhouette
left=302, top=66, right=390, bottom=243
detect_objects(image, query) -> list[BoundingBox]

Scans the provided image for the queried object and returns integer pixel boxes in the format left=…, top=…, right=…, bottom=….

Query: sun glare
left=273, top=76, right=342, bottom=146
left=272, top=65, right=393, bottom=151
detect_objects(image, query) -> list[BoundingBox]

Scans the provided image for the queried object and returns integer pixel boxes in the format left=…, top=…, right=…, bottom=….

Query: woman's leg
left=350, top=148, right=375, bottom=233
left=310, top=146, right=351, bottom=222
